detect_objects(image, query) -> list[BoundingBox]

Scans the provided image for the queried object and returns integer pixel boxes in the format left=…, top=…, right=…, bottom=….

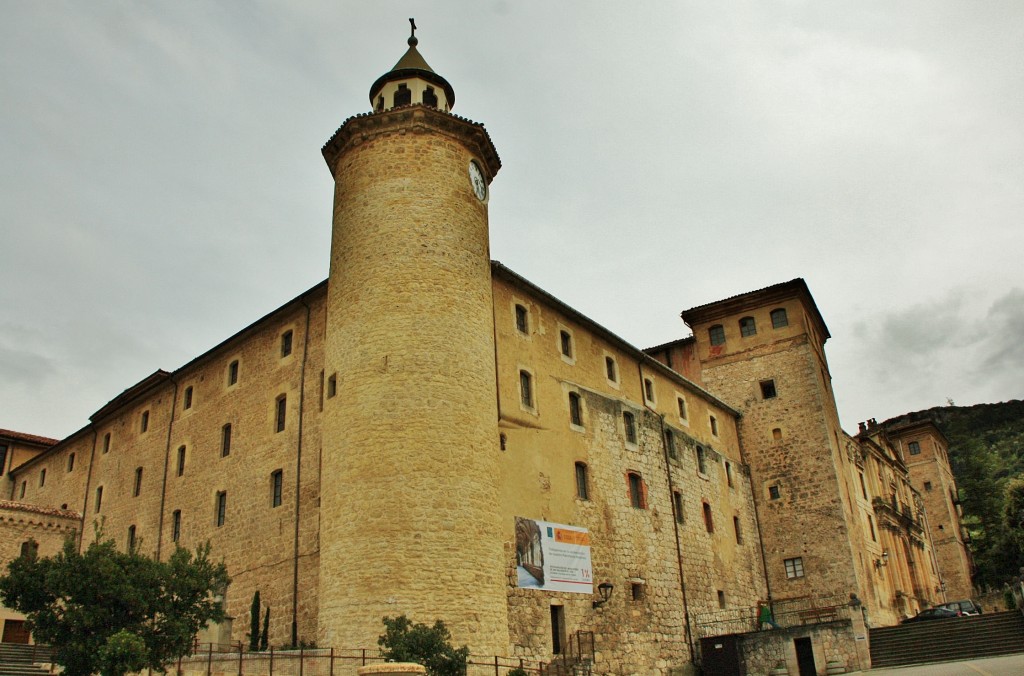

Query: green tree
left=0, top=532, right=229, bottom=676
left=260, top=605, right=270, bottom=651
left=378, top=615, right=469, bottom=676
left=249, top=591, right=261, bottom=651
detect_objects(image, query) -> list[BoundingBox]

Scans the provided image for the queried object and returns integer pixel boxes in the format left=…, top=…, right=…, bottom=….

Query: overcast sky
left=2, top=2, right=1022, bottom=440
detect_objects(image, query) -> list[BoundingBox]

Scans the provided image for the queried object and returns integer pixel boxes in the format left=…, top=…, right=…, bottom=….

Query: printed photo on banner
left=514, top=516, right=593, bottom=594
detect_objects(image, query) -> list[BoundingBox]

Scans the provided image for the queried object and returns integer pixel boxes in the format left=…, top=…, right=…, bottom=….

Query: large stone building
left=0, top=31, right=971, bottom=674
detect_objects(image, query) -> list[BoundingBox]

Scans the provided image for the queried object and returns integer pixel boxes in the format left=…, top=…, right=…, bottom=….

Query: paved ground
left=845, top=653, right=1024, bottom=675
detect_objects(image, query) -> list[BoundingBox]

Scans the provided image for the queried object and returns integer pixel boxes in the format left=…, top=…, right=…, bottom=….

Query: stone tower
left=317, top=26, right=508, bottom=653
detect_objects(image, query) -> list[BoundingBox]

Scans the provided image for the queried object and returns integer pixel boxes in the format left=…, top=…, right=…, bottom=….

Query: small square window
left=739, top=317, right=757, bottom=337
left=708, top=325, right=725, bottom=346
left=771, top=308, right=789, bottom=328
left=717, top=590, right=726, bottom=609
left=769, top=484, right=781, bottom=500
left=631, top=582, right=645, bottom=601
left=760, top=380, right=777, bottom=399
left=515, top=304, right=529, bottom=334
left=784, top=557, right=805, bottom=579
left=623, top=411, right=637, bottom=445
left=908, top=441, right=921, bottom=455
left=281, top=330, right=293, bottom=357
left=228, top=360, right=239, bottom=386
left=183, top=386, right=194, bottom=410
left=559, top=330, right=573, bottom=358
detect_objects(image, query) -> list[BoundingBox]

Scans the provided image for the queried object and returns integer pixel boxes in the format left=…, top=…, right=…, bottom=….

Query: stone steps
left=869, top=611, right=1024, bottom=667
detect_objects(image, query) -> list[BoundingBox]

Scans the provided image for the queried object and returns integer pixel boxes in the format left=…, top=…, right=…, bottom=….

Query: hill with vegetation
left=882, top=400, right=1024, bottom=589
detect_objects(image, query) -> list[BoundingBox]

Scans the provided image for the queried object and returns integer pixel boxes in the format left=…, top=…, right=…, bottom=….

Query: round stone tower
left=317, top=27, right=507, bottom=654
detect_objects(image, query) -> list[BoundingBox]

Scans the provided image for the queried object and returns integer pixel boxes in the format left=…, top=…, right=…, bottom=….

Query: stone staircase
left=869, top=610, right=1024, bottom=668
left=0, top=643, right=51, bottom=676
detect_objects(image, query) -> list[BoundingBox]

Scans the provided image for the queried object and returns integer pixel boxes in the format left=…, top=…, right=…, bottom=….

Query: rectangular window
left=623, top=411, right=637, bottom=444
left=327, top=374, right=337, bottom=398
left=710, top=416, right=719, bottom=436
left=140, top=410, right=149, bottom=433
left=215, top=491, right=227, bottom=527
left=221, top=424, right=232, bottom=457
left=628, top=472, right=645, bottom=509
left=924, top=480, right=932, bottom=491
left=560, top=330, right=573, bottom=358
left=183, top=386, right=193, bottom=410
left=665, top=430, right=677, bottom=459
left=515, top=304, right=528, bottom=334
left=172, top=510, right=181, bottom=542
left=276, top=395, right=287, bottom=432
left=127, top=525, right=136, bottom=550
left=677, top=396, right=687, bottom=420
left=673, top=491, right=684, bottom=524
left=67, top=453, right=75, bottom=472
left=868, top=515, right=876, bottom=541
left=733, top=516, right=743, bottom=544
left=717, top=590, right=726, bottom=609
left=95, top=486, right=103, bottom=512
left=908, top=441, right=921, bottom=455
left=271, top=470, right=283, bottom=508
left=643, top=378, right=655, bottom=403
left=708, top=325, right=725, bottom=346
left=859, top=472, right=868, bottom=499
left=702, top=502, right=714, bottom=533
left=228, top=360, right=239, bottom=386
left=739, top=317, right=757, bottom=337
left=281, top=330, right=293, bottom=357
left=696, top=446, right=707, bottom=475
left=519, top=371, right=533, bottom=408
left=176, top=446, right=186, bottom=477
left=605, top=356, right=617, bottom=382
left=725, top=461, right=734, bottom=487
left=0, top=444, right=7, bottom=476
left=569, top=392, right=582, bottom=427
left=19, top=480, right=26, bottom=499
left=550, top=605, right=565, bottom=655
left=769, top=484, right=781, bottom=500
left=575, top=462, right=589, bottom=500
left=760, top=379, right=777, bottom=399
left=39, top=469, right=46, bottom=487
left=784, top=557, right=805, bottom=579
left=103, top=432, right=111, bottom=453
left=771, top=308, right=789, bottom=328
left=133, top=467, right=143, bottom=497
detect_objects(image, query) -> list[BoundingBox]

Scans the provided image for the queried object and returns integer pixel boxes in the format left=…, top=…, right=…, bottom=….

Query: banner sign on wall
left=514, top=516, right=593, bottom=594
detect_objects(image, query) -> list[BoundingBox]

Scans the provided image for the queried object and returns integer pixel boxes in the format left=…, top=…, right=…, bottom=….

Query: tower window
left=702, top=502, right=714, bottom=533
left=183, top=386, right=193, bottom=410
left=423, top=86, right=438, bottom=108
left=784, top=557, right=805, bottom=579
left=772, top=428, right=783, bottom=441
left=623, top=411, right=637, bottom=445
left=739, top=317, right=757, bottom=337
left=717, top=590, right=726, bottom=608
left=271, top=470, right=283, bottom=508
left=575, top=462, right=589, bottom=500
left=127, top=525, right=136, bottom=550
left=696, top=446, right=707, bottom=475
left=176, top=446, right=186, bottom=477
left=859, top=472, right=868, bottom=499
left=868, top=516, right=876, bottom=541
left=643, top=378, right=655, bottom=404
left=140, top=410, right=149, bottom=433
left=605, top=356, right=618, bottom=382
left=560, top=330, right=573, bottom=358
left=908, top=441, right=921, bottom=455
left=515, top=304, right=529, bottom=334
left=221, top=424, right=232, bottom=457
left=393, top=83, right=411, bottom=107
left=0, top=444, right=6, bottom=476
left=95, top=486, right=103, bottom=512
left=215, top=491, right=227, bottom=527
left=632, top=583, right=646, bottom=602
left=673, top=491, right=684, bottom=523
left=771, top=308, right=789, bottom=328
left=281, top=330, right=293, bottom=357
left=134, top=467, right=143, bottom=497
left=725, top=461, right=734, bottom=487
left=20, top=540, right=38, bottom=559
left=327, top=374, right=337, bottom=398
left=228, top=360, right=239, bottom=386
left=519, top=370, right=534, bottom=408
left=768, top=484, right=781, bottom=500
left=172, top=510, right=181, bottom=542
left=103, top=432, right=111, bottom=453
left=665, top=429, right=677, bottom=459
left=627, top=472, right=646, bottom=509
left=708, top=324, right=725, bottom=346
left=276, top=395, right=287, bottom=432
left=677, top=396, right=687, bottom=420
left=39, top=469, right=46, bottom=487
left=924, top=481, right=932, bottom=491
left=19, top=481, right=26, bottom=499
left=67, top=453, right=75, bottom=472
left=568, top=392, right=583, bottom=427
left=710, top=416, right=719, bottom=436
left=376, top=94, right=384, bottom=112
left=760, top=379, right=777, bottom=399
left=733, top=516, right=743, bottom=544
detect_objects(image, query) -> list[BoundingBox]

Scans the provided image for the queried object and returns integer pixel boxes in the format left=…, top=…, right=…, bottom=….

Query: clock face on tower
left=468, top=160, right=487, bottom=201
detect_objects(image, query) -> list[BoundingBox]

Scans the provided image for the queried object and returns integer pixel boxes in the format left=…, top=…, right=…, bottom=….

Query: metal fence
left=694, top=593, right=854, bottom=638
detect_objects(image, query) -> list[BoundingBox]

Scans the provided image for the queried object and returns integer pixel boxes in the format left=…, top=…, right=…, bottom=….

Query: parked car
left=901, top=607, right=960, bottom=623
left=935, top=599, right=983, bottom=616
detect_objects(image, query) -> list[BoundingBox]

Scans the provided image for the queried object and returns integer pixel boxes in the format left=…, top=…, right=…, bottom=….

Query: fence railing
left=694, top=593, right=853, bottom=638
left=175, top=642, right=583, bottom=676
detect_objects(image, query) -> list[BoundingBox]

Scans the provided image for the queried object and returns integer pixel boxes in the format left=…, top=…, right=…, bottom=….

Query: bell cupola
left=368, top=18, right=455, bottom=113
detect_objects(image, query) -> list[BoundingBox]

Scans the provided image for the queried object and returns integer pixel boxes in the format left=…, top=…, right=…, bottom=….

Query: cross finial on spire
left=408, top=18, right=418, bottom=46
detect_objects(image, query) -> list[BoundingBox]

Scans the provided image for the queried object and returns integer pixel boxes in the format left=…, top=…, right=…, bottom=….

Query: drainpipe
left=639, top=363, right=695, bottom=660
left=291, top=298, right=312, bottom=647
left=155, top=378, right=180, bottom=561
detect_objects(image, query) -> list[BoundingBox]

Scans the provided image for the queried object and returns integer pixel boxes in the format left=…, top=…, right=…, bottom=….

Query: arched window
left=627, top=472, right=645, bottom=509
left=739, top=317, right=757, bottom=337
left=423, top=86, right=438, bottom=108
left=393, top=83, right=411, bottom=107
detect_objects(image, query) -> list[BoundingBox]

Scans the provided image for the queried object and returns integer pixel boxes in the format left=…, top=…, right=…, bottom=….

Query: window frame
left=760, top=379, right=777, bottom=399
left=673, top=491, right=684, bottom=523
left=784, top=557, right=805, bottom=579
left=215, top=491, right=227, bottom=527
left=221, top=423, right=232, bottom=457
left=908, top=441, right=921, bottom=455
left=771, top=308, right=789, bottom=328
left=623, top=411, right=637, bottom=445
left=702, top=501, right=714, bottom=533
left=643, top=377, right=656, bottom=404
left=183, top=386, right=193, bottom=410
left=574, top=462, right=589, bottom=501
left=140, top=410, right=149, bottom=433
left=739, top=316, right=757, bottom=337
left=228, top=359, right=239, bottom=386
left=519, top=370, right=534, bottom=410
left=271, top=469, right=283, bottom=508
left=514, top=304, right=529, bottom=334
left=172, top=510, right=181, bottom=542
left=696, top=446, right=708, bottom=475
left=133, top=467, right=143, bottom=497
left=176, top=446, right=186, bottom=477
left=276, top=395, right=287, bottom=433
left=708, top=324, right=725, bottom=346
left=568, top=392, right=583, bottom=428
left=627, top=472, right=646, bottom=509
left=281, top=330, right=294, bottom=358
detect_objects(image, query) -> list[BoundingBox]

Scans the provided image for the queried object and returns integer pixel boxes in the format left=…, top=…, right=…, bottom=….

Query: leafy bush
left=378, top=615, right=469, bottom=676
